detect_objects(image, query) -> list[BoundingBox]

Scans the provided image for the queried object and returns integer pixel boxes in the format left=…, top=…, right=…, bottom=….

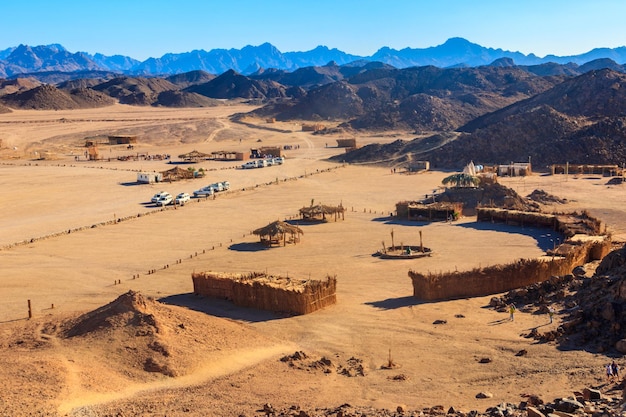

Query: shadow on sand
left=365, top=296, right=424, bottom=310
left=371, top=216, right=430, bottom=227
left=228, top=242, right=270, bottom=252
left=456, top=222, right=563, bottom=252
left=159, top=293, right=284, bottom=323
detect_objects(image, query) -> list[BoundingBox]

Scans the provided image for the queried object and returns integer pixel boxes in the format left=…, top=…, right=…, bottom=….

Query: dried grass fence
left=409, top=237, right=611, bottom=301
left=476, top=208, right=603, bottom=237
left=192, top=272, right=337, bottom=315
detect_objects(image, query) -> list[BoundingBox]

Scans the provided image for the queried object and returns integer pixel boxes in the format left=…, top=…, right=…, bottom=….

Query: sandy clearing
left=1, top=104, right=625, bottom=415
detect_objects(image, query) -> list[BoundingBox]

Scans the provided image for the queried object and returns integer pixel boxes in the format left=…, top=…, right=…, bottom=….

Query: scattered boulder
left=582, top=387, right=602, bottom=400
left=526, top=406, right=546, bottom=417
left=476, top=391, right=493, bottom=399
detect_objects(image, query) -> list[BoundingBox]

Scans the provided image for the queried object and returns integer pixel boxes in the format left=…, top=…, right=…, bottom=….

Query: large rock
left=526, top=406, right=546, bottom=417
left=554, top=398, right=584, bottom=413
left=583, top=387, right=602, bottom=400
left=615, top=339, right=626, bottom=353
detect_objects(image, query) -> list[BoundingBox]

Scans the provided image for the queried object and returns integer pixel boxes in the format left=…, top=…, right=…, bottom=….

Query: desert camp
left=1, top=103, right=626, bottom=416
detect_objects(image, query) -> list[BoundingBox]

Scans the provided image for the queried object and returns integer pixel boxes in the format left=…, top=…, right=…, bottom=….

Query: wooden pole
left=419, top=231, right=424, bottom=253
left=391, top=229, right=395, bottom=250
left=28, top=299, right=32, bottom=319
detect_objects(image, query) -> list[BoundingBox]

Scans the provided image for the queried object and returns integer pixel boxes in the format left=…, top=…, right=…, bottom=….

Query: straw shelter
left=299, top=203, right=345, bottom=222
left=178, top=150, right=211, bottom=162
left=253, top=220, right=303, bottom=246
left=160, top=166, right=195, bottom=182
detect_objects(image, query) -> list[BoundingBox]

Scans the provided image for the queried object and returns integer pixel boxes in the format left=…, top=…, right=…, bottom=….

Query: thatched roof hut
left=161, top=166, right=195, bottom=182
left=299, top=204, right=345, bottom=222
left=253, top=220, right=303, bottom=246
left=178, top=150, right=211, bottom=162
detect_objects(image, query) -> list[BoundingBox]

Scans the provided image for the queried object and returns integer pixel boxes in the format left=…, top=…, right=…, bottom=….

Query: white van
left=256, top=159, right=267, bottom=168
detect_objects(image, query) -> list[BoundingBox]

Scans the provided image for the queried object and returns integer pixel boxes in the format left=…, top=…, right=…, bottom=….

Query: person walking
left=509, top=304, right=516, bottom=321
left=607, top=363, right=614, bottom=383
left=612, top=361, right=620, bottom=382
left=548, top=306, right=555, bottom=324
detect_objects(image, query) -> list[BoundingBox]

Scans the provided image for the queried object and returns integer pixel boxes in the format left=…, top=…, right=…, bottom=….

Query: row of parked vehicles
left=150, top=181, right=230, bottom=206
left=192, top=181, right=230, bottom=198
left=241, top=156, right=284, bottom=169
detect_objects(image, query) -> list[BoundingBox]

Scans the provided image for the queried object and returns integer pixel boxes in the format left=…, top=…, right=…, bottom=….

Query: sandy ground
left=1, top=103, right=625, bottom=416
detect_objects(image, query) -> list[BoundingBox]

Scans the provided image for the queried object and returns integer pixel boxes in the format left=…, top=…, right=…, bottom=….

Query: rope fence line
left=0, top=164, right=346, bottom=252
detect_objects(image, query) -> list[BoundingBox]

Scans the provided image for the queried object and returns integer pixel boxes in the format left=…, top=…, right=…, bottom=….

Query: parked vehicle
left=273, top=156, right=284, bottom=165
left=220, top=181, right=230, bottom=190
left=155, top=193, right=173, bottom=206
left=264, top=158, right=274, bottom=166
left=242, top=161, right=257, bottom=169
left=193, top=187, right=214, bottom=198
left=209, top=182, right=224, bottom=192
left=151, top=191, right=170, bottom=203
left=256, top=159, right=267, bottom=168
left=175, top=192, right=191, bottom=205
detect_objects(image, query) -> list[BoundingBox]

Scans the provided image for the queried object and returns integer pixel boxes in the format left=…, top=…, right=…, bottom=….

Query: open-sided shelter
left=178, top=150, right=211, bottom=162
left=253, top=220, right=303, bottom=246
left=299, top=203, right=345, bottom=222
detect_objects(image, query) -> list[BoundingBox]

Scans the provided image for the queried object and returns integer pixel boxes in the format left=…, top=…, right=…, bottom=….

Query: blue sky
left=3, top=0, right=625, bottom=61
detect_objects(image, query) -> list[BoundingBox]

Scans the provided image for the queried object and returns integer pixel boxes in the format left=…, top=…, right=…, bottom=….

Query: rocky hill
left=0, top=84, right=113, bottom=110
left=185, top=69, right=289, bottom=99
left=165, top=70, right=216, bottom=88
left=334, top=68, right=626, bottom=168
left=267, top=65, right=559, bottom=132
left=91, top=76, right=178, bottom=105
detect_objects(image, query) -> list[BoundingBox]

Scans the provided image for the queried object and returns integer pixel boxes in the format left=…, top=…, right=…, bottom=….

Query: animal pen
left=192, top=272, right=337, bottom=315
left=410, top=208, right=610, bottom=301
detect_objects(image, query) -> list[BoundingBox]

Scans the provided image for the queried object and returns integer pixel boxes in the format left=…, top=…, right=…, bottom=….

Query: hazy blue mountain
left=370, top=37, right=543, bottom=67
left=1, top=44, right=100, bottom=76
left=88, top=53, right=140, bottom=72
left=2, top=38, right=626, bottom=79
left=0, top=46, right=15, bottom=60
left=283, top=45, right=364, bottom=68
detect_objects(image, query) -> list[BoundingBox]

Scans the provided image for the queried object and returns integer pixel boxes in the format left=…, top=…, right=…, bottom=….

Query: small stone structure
left=192, top=272, right=337, bottom=315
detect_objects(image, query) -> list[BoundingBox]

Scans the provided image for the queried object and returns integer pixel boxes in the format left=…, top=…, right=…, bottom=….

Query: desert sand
left=1, top=103, right=625, bottom=416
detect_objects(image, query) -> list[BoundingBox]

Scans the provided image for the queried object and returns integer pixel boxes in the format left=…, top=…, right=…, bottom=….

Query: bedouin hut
left=299, top=203, right=345, bottom=222
left=253, top=220, right=303, bottom=246
left=178, top=150, right=211, bottom=163
left=160, top=166, right=195, bottom=182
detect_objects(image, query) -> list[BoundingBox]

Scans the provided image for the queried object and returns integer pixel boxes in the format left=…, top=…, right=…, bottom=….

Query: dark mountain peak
left=578, top=58, right=623, bottom=73
left=489, top=57, right=516, bottom=67
left=218, top=68, right=240, bottom=78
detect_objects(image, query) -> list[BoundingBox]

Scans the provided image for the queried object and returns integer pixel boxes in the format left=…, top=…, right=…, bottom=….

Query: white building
left=137, top=172, right=163, bottom=184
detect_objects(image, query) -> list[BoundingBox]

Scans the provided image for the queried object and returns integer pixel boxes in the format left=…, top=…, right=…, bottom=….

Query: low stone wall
left=192, top=272, right=337, bottom=315
left=409, top=237, right=611, bottom=301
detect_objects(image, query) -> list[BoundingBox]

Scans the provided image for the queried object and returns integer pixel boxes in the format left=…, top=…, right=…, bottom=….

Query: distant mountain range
left=2, top=38, right=626, bottom=78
